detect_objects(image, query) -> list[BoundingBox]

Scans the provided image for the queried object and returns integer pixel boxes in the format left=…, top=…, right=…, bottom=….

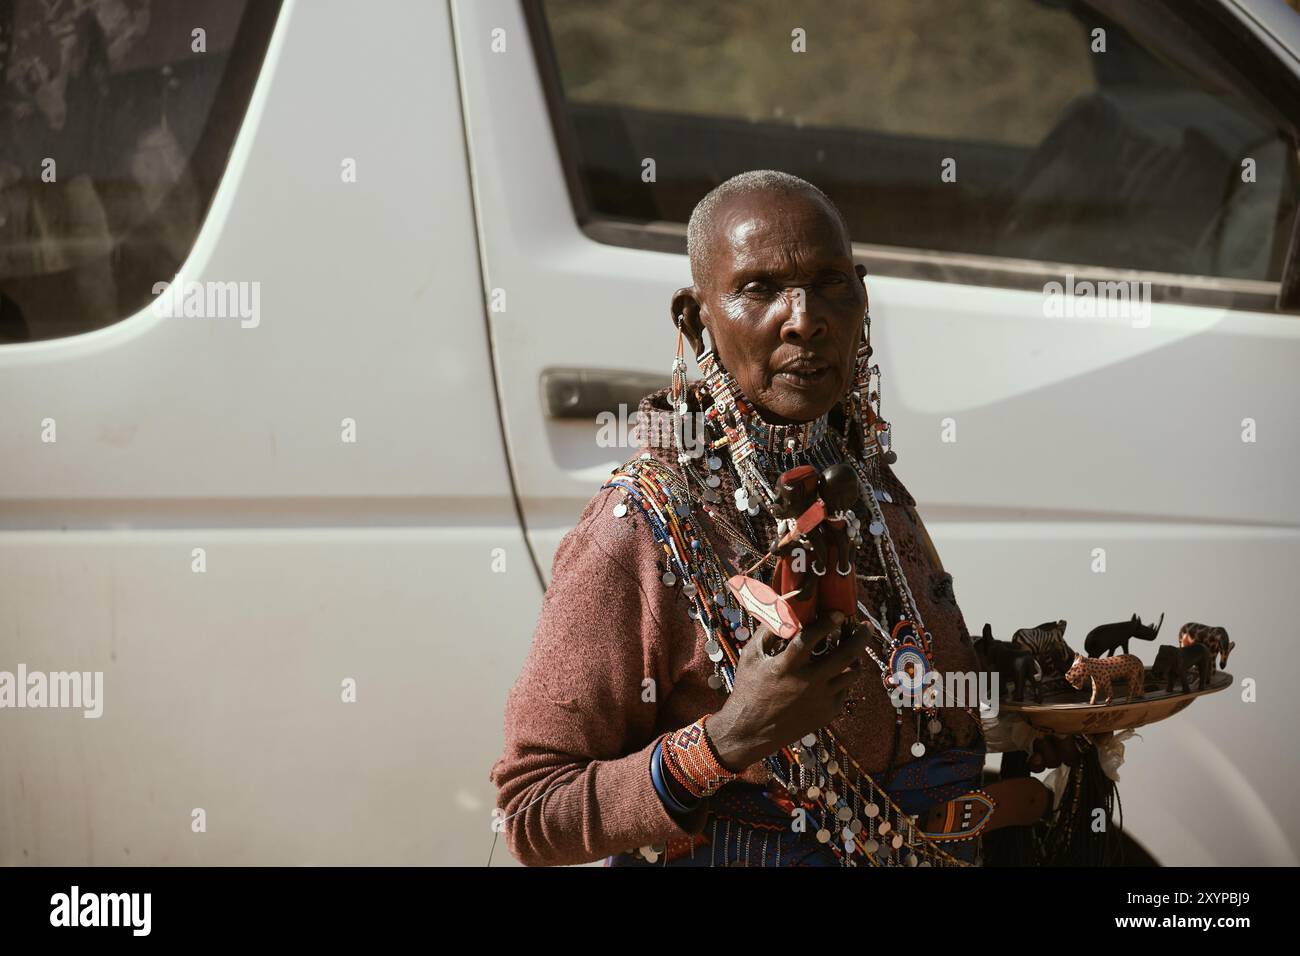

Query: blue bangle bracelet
left=651, top=738, right=699, bottom=815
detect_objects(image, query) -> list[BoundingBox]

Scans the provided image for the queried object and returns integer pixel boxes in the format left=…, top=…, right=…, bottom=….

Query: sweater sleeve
left=489, top=486, right=710, bottom=866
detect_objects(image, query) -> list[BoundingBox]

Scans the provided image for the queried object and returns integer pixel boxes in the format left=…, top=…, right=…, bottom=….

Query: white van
left=2, top=0, right=1298, bottom=866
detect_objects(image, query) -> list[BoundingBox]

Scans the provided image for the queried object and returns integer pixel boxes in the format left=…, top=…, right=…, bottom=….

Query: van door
left=455, top=0, right=1300, bottom=865
left=1, top=0, right=535, bottom=865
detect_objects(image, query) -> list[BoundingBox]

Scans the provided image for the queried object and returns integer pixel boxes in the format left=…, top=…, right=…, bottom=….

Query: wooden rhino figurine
left=1084, top=612, right=1163, bottom=658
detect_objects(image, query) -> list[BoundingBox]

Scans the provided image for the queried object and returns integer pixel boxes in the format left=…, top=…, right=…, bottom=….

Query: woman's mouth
left=775, top=364, right=832, bottom=389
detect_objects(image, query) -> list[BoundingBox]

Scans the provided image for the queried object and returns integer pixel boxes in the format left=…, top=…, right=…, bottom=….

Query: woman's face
left=691, top=190, right=867, bottom=425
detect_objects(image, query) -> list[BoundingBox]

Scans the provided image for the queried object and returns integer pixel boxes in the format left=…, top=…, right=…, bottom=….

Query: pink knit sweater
left=490, top=391, right=983, bottom=866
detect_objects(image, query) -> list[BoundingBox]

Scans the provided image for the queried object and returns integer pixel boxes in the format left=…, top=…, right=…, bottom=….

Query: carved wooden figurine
left=728, top=464, right=860, bottom=646
left=1011, top=620, right=1074, bottom=682
left=766, top=463, right=859, bottom=627
left=1178, top=622, right=1235, bottom=676
left=1065, top=653, right=1146, bottom=704
left=1153, top=643, right=1212, bottom=694
left=1084, top=612, right=1163, bottom=658
left=976, top=623, right=1042, bottom=704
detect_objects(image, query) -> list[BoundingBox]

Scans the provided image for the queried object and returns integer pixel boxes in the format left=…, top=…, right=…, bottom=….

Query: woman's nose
left=780, top=287, right=825, bottom=340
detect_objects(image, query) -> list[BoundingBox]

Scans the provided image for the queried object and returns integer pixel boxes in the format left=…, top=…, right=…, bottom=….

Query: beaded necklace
left=693, top=344, right=943, bottom=729
left=608, top=453, right=974, bottom=865
left=605, top=328, right=986, bottom=865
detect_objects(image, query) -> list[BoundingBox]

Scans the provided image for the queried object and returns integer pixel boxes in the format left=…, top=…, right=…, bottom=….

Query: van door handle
left=540, top=367, right=668, bottom=419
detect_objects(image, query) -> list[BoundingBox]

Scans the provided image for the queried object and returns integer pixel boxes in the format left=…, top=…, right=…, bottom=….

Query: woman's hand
left=1027, top=733, right=1074, bottom=772
left=1026, top=731, right=1118, bottom=772
left=706, top=610, right=871, bottom=772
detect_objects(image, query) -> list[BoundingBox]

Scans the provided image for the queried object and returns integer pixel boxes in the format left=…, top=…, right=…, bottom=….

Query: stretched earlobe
left=673, top=316, right=705, bottom=359
left=695, top=324, right=711, bottom=357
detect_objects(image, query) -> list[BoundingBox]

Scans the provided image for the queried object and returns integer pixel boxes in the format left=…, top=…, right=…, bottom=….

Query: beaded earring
left=668, top=316, right=714, bottom=467
left=670, top=314, right=689, bottom=412
left=847, top=310, right=897, bottom=468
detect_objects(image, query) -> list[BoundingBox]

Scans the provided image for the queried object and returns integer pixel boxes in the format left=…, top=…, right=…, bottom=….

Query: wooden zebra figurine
left=1011, top=620, right=1074, bottom=680
left=1179, top=622, right=1235, bottom=674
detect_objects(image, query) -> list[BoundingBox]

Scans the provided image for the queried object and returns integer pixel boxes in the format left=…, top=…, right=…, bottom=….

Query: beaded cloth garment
left=601, top=384, right=988, bottom=866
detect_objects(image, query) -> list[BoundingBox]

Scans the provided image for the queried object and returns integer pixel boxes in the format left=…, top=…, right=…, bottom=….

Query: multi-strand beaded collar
left=603, top=336, right=986, bottom=866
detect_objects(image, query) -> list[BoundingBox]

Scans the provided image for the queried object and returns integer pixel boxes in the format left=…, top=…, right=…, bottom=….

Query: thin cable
left=485, top=768, right=584, bottom=867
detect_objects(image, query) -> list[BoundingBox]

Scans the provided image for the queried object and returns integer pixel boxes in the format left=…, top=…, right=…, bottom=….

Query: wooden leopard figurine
left=1065, top=653, right=1146, bottom=705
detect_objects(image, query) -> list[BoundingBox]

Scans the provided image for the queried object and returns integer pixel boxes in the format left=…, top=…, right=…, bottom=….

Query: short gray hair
left=685, top=170, right=850, bottom=291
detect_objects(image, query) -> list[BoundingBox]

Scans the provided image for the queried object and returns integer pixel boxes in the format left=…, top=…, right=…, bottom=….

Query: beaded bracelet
left=661, top=715, right=739, bottom=799
left=650, top=737, right=700, bottom=815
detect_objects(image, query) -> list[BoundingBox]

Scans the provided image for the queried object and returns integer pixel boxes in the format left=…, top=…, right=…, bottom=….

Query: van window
left=0, top=0, right=280, bottom=343
left=537, top=0, right=1298, bottom=285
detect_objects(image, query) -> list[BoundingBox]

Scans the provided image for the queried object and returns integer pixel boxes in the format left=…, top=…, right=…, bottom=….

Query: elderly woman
left=490, top=170, right=1054, bottom=867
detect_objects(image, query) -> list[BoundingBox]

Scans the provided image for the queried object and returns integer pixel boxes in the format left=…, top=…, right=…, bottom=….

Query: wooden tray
left=999, top=670, right=1232, bottom=735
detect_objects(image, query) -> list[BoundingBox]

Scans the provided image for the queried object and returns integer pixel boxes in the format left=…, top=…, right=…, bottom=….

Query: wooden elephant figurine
left=1153, top=643, right=1212, bottom=693
left=976, top=623, right=1042, bottom=704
